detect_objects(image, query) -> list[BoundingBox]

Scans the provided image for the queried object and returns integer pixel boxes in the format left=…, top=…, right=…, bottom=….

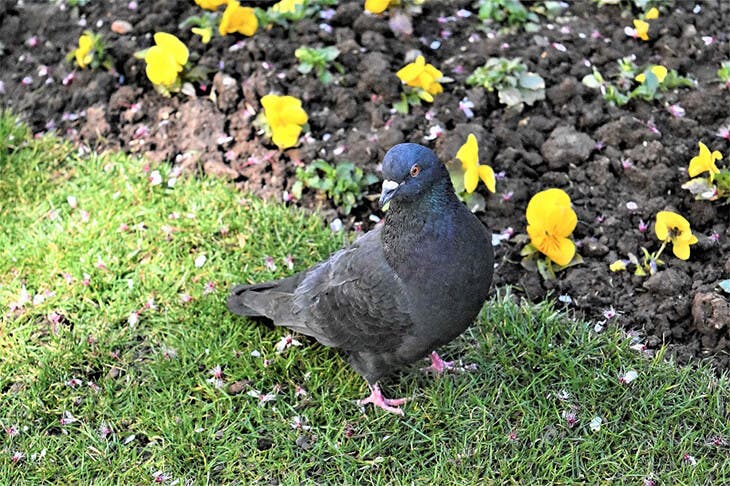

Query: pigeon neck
left=382, top=179, right=457, bottom=265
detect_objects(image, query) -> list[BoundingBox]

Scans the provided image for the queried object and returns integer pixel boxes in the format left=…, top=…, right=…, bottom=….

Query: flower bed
left=1, top=0, right=729, bottom=369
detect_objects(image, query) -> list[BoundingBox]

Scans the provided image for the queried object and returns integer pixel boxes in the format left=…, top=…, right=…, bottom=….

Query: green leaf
left=519, top=72, right=545, bottom=90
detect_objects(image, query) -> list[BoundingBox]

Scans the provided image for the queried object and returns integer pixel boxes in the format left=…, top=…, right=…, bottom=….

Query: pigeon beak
left=379, top=179, right=400, bottom=207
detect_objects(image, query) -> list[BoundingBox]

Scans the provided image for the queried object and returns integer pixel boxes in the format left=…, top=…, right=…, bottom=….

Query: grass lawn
left=1, top=114, right=728, bottom=484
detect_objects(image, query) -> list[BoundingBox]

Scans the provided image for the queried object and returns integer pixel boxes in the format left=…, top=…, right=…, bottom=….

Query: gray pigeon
left=227, top=143, right=493, bottom=415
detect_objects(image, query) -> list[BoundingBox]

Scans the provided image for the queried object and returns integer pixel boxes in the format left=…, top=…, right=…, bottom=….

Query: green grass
left=0, top=113, right=728, bottom=484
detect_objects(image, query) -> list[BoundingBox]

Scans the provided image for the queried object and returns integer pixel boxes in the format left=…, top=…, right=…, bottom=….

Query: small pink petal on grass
left=562, top=410, right=578, bottom=428
left=179, top=293, right=193, bottom=304
left=290, top=416, right=311, bottom=431
left=275, top=334, right=302, bottom=354
left=60, top=411, right=78, bottom=425
left=152, top=471, right=173, bottom=483
left=284, top=255, right=294, bottom=270
left=295, top=385, right=308, bottom=397
left=209, top=365, right=223, bottom=379
left=98, top=423, right=112, bottom=439
left=11, top=451, right=24, bottom=463
left=619, top=369, right=638, bottom=384
left=6, top=425, right=19, bottom=437
left=265, top=256, right=277, bottom=271
left=66, top=377, right=82, bottom=388
left=203, top=281, right=216, bottom=294
left=247, top=389, right=277, bottom=406
left=149, top=170, right=162, bottom=186
left=682, top=453, right=697, bottom=466
left=67, top=195, right=78, bottom=208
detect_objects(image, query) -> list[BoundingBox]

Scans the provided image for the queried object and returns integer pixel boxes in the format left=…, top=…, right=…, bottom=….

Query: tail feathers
left=227, top=275, right=339, bottom=348
left=227, top=273, right=304, bottom=318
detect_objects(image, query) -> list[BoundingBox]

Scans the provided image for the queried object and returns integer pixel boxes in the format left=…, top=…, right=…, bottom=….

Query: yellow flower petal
left=526, top=226, right=575, bottom=266
left=192, top=27, right=212, bottom=44
left=456, top=134, right=478, bottom=170
left=153, top=32, right=189, bottom=67
left=688, top=141, right=721, bottom=180
left=271, top=124, right=303, bottom=150
left=425, top=81, right=443, bottom=95
left=633, top=19, right=649, bottom=40
left=272, top=0, right=303, bottom=14
left=261, top=94, right=308, bottom=149
left=365, top=0, right=390, bottom=14
left=396, top=56, right=425, bottom=85
left=194, top=0, right=228, bottom=10
left=651, top=65, right=667, bottom=83
left=478, top=164, right=496, bottom=193
left=635, top=73, right=646, bottom=83
left=526, top=188, right=577, bottom=265
left=219, top=1, right=258, bottom=37
left=144, top=45, right=180, bottom=87
left=610, top=260, right=627, bottom=272
left=672, top=240, right=691, bottom=260
left=464, top=166, right=479, bottom=193
left=424, top=64, right=443, bottom=82
left=526, top=188, right=572, bottom=227
left=655, top=211, right=697, bottom=260
left=75, top=34, right=94, bottom=68
left=645, top=7, right=659, bottom=19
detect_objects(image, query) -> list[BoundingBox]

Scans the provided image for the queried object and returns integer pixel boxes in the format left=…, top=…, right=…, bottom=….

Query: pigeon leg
left=421, top=351, right=455, bottom=374
left=358, top=383, right=407, bottom=416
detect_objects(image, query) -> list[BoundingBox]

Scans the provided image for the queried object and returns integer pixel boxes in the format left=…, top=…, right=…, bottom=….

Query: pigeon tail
left=226, top=273, right=304, bottom=318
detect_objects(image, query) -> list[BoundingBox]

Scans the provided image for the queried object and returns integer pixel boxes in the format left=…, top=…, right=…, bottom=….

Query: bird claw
left=421, top=351, right=478, bottom=374
left=358, top=383, right=407, bottom=416
left=421, top=351, right=456, bottom=374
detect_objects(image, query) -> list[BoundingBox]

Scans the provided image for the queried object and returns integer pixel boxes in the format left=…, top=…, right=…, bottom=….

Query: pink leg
left=421, top=351, right=455, bottom=374
left=357, top=383, right=407, bottom=416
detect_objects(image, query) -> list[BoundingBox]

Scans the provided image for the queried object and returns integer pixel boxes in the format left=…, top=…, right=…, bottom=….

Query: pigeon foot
left=358, top=383, right=407, bottom=416
left=421, top=351, right=455, bottom=374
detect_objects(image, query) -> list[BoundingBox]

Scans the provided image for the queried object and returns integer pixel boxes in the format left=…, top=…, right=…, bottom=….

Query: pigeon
left=227, top=143, right=493, bottom=415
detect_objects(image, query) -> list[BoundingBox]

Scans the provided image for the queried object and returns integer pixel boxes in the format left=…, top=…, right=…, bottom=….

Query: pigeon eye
left=409, top=164, right=420, bottom=177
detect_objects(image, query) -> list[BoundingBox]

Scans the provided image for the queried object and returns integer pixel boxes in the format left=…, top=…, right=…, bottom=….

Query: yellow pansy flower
left=144, top=33, right=189, bottom=88
left=526, top=188, right=577, bottom=266
left=261, top=94, right=308, bottom=149
left=397, top=55, right=443, bottom=96
left=74, top=33, right=94, bottom=68
left=688, top=141, right=722, bottom=181
left=219, top=0, right=258, bottom=37
left=645, top=7, right=659, bottom=19
left=455, top=134, right=496, bottom=194
left=654, top=211, right=698, bottom=261
left=633, top=19, right=650, bottom=41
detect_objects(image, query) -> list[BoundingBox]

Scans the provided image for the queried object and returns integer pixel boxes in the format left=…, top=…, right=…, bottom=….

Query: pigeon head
left=379, top=143, right=449, bottom=207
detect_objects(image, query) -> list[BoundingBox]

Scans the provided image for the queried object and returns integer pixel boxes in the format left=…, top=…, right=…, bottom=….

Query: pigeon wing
left=289, top=228, right=415, bottom=353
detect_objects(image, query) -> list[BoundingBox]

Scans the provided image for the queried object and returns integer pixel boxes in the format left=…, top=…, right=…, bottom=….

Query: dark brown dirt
left=1, top=0, right=729, bottom=370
